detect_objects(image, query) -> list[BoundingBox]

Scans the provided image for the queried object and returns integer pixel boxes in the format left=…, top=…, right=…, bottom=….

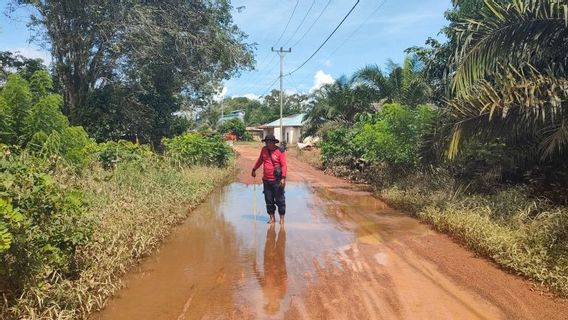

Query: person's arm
left=252, top=148, right=264, bottom=177
left=279, top=151, right=287, bottom=187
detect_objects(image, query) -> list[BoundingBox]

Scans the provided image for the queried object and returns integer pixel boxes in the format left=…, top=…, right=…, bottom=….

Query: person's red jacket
left=253, top=147, right=287, bottom=181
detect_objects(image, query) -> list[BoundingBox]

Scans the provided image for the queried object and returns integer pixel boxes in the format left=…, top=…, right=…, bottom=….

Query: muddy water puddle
left=93, top=182, right=504, bottom=320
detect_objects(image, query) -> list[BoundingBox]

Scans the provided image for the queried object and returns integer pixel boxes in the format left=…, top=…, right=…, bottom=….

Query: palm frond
left=446, top=66, right=568, bottom=159
left=452, top=0, right=568, bottom=95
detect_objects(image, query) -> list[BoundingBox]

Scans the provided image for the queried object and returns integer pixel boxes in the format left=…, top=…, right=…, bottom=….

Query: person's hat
left=262, top=134, right=280, bottom=143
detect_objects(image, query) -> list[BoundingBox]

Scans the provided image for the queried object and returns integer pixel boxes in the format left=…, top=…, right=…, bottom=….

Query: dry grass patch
left=3, top=159, right=236, bottom=319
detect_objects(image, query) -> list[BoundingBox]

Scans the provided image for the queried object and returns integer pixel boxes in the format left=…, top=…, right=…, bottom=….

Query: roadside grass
left=3, top=158, right=236, bottom=319
left=288, top=147, right=323, bottom=169
left=313, top=153, right=568, bottom=296
left=381, top=180, right=568, bottom=296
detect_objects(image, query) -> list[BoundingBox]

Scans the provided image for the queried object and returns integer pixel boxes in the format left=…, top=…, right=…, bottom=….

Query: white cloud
left=213, top=86, right=228, bottom=102
left=10, top=47, right=52, bottom=65
left=241, top=93, right=260, bottom=100
left=284, top=88, right=297, bottom=95
left=311, top=70, right=334, bottom=92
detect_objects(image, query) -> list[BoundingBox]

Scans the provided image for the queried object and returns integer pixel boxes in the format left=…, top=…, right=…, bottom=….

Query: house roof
left=260, top=113, right=306, bottom=128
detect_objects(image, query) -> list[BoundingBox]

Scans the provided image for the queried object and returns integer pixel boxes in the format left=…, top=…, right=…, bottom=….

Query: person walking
left=251, top=134, right=287, bottom=225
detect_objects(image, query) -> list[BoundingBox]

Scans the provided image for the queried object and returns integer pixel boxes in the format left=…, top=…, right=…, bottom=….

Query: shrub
left=218, top=118, right=247, bottom=140
left=25, top=94, right=68, bottom=139
left=0, top=154, right=92, bottom=296
left=354, top=104, right=435, bottom=168
left=29, top=69, right=53, bottom=103
left=321, top=127, right=360, bottom=166
left=0, top=96, right=14, bottom=144
left=162, top=132, right=232, bottom=167
left=41, top=126, right=97, bottom=169
left=95, top=140, right=153, bottom=169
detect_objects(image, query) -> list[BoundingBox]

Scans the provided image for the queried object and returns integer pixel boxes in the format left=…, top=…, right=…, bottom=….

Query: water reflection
left=254, top=225, right=288, bottom=315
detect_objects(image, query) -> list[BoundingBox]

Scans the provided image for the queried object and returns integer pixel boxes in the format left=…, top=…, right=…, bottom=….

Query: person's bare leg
left=279, top=214, right=285, bottom=225
left=268, top=213, right=276, bottom=224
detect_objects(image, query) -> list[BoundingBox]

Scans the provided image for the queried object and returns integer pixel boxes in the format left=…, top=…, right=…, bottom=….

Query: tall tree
left=0, top=51, right=46, bottom=83
left=354, top=55, right=431, bottom=107
left=14, top=0, right=254, bottom=141
left=303, top=76, right=375, bottom=137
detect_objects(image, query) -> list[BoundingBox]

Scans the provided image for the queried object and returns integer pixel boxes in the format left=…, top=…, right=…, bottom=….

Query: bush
left=41, top=126, right=96, bottom=169
left=321, top=127, right=360, bottom=166
left=162, top=132, right=233, bottom=167
left=0, top=154, right=92, bottom=296
left=217, top=118, right=247, bottom=140
left=95, top=140, right=153, bottom=169
left=25, top=94, right=68, bottom=139
left=321, top=104, right=436, bottom=172
left=354, top=104, right=435, bottom=168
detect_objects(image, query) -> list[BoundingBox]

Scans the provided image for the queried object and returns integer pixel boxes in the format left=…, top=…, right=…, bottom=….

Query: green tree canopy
left=26, top=94, right=68, bottom=138
left=14, top=0, right=255, bottom=143
left=0, top=96, right=14, bottom=143
left=1, top=74, right=32, bottom=143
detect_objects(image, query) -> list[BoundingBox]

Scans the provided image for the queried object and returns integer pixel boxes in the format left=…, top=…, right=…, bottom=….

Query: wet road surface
left=93, top=145, right=568, bottom=320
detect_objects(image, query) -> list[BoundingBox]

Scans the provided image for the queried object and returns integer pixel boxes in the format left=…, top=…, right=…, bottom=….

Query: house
left=246, top=127, right=264, bottom=141
left=260, top=113, right=306, bottom=145
left=219, top=110, right=245, bottom=124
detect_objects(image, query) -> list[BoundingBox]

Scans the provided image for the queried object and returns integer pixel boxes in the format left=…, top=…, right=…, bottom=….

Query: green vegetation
left=217, top=118, right=252, bottom=141
left=0, top=59, right=236, bottom=320
left=202, top=92, right=309, bottom=129
left=306, top=0, right=568, bottom=295
left=1, top=150, right=234, bottom=319
left=163, top=132, right=233, bottom=167
left=12, top=0, right=254, bottom=144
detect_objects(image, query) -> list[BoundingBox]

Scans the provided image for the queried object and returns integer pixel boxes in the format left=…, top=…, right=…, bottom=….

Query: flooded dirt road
left=94, top=144, right=568, bottom=320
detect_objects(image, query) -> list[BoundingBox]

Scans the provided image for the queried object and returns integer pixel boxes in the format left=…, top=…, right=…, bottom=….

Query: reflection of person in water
left=253, top=225, right=288, bottom=315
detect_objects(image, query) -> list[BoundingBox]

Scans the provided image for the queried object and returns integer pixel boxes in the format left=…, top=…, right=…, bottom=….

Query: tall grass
left=2, top=158, right=236, bottom=319
left=381, top=179, right=568, bottom=296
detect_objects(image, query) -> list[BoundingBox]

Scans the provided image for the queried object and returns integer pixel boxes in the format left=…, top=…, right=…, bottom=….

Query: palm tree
left=303, top=76, right=375, bottom=137
left=353, top=55, right=431, bottom=107
left=446, top=0, right=568, bottom=160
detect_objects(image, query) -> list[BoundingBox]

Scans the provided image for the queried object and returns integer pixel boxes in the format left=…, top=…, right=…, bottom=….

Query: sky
left=0, top=0, right=452, bottom=98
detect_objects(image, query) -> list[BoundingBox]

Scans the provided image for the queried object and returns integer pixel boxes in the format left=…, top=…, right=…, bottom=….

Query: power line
left=290, top=0, right=332, bottom=48
left=233, top=0, right=300, bottom=94
left=273, top=0, right=300, bottom=47
left=286, top=0, right=361, bottom=76
left=282, top=0, right=317, bottom=47
left=290, top=0, right=388, bottom=88
left=260, top=76, right=281, bottom=97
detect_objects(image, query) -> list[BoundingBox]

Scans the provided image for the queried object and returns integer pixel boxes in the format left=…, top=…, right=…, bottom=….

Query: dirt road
left=94, top=143, right=568, bottom=320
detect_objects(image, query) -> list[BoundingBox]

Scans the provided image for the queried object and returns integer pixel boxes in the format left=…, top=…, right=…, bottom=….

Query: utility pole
left=271, top=47, right=291, bottom=144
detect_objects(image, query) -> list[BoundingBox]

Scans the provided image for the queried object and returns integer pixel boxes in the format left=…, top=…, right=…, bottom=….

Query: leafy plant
left=0, top=154, right=92, bottom=296
left=1, top=74, right=32, bottom=143
left=0, top=96, right=14, bottom=144
left=217, top=118, right=247, bottom=140
left=95, top=140, right=153, bottom=169
left=446, top=0, right=568, bottom=161
left=162, top=132, right=233, bottom=167
left=25, top=94, right=68, bottom=139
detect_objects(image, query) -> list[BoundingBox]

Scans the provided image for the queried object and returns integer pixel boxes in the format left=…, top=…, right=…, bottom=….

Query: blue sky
left=0, top=0, right=452, bottom=98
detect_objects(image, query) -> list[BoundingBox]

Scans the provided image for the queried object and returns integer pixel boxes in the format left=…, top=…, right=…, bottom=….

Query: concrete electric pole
left=271, top=47, right=291, bottom=144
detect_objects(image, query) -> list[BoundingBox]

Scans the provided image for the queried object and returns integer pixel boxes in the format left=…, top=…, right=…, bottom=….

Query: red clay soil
left=237, top=143, right=568, bottom=320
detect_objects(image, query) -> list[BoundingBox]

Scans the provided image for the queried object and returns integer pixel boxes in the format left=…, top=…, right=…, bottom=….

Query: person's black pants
left=263, top=179, right=286, bottom=215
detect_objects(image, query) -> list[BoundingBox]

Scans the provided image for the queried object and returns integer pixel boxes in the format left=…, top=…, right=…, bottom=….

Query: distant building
left=259, top=113, right=306, bottom=145
left=219, top=110, right=245, bottom=124
left=246, top=127, right=264, bottom=141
